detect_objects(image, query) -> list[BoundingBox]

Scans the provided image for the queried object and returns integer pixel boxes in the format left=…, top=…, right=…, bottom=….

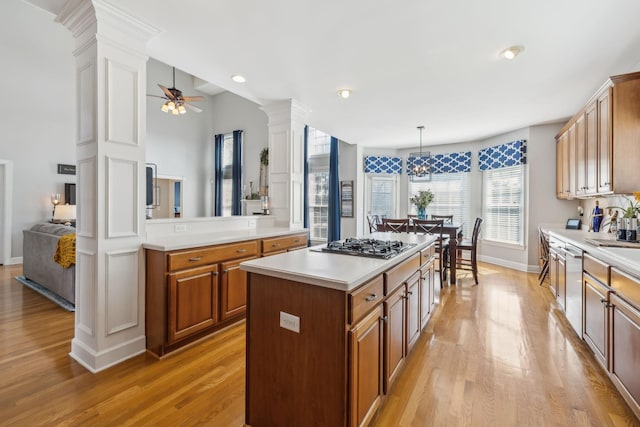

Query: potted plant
left=607, top=193, right=640, bottom=240
left=410, top=189, right=434, bottom=220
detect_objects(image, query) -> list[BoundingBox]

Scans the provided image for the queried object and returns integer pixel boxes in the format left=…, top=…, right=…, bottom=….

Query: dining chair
left=367, top=215, right=377, bottom=233
left=413, top=219, right=447, bottom=287
left=451, top=217, right=483, bottom=285
left=431, top=214, right=454, bottom=224
left=538, top=226, right=550, bottom=286
left=381, top=218, right=410, bottom=233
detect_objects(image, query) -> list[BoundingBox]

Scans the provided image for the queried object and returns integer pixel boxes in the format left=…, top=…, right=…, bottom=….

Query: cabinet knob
left=600, top=298, right=607, bottom=304
left=188, top=257, right=202, bottom=262
left=382, top=316, right=388, bottom=322
left=223, top=269, right=229, bottom=274
left=294, top=239, right=300, bottom=243
left=365, top=294, right=377, bottom=302
left=236, top=249, right=247, bottom=253
left=213, top=271, right=219, bottom=276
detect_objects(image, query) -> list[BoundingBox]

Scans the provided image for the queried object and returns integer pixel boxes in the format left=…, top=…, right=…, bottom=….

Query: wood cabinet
left=146, top=232, right=305, bottom=357
left=167, top=264, right=219, bottom=344
left=420, top=258, right=435, bottom=329
left=583, top=270, right=610, bottom=370
left=349, top=305, right=384, bottom=427
left=556, top=72, right=640, bottom=198
left=245, top=242, right=436, bottom=427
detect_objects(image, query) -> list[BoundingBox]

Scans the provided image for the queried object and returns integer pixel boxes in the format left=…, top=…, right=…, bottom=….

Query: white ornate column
left=57, top=0, right=159, bottom=372
left=262, top=100, right=310, bottom=228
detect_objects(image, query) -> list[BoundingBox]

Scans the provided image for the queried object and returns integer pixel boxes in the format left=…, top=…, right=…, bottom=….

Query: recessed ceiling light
left=337, top=89, right=351, bottom=99
left=500, top=45, right=524, bottom=60
left=231, top=75, right=246, bottom=83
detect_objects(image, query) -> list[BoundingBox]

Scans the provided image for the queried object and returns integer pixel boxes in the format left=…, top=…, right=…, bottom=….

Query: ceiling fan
left=148, top=67, right=205, bottom=115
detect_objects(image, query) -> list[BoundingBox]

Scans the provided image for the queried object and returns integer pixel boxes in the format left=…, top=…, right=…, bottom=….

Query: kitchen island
left=240, top=232, right=438, bottom=427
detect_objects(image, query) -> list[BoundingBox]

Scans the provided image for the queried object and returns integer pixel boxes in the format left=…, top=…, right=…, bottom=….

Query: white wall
left=0, top=0, right=75, bottom=261
left=339, top=141, right=358, bottom=238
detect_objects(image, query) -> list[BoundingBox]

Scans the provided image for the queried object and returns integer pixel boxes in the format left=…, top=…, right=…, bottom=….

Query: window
left=409, top=172, right=469, bottom=232
left=222, top=133, right=234, bottom=216
left=308, top=127, right=331, bottom=241
left=368, top=176, right=397, bottom=219
left=482, top=165, right=524, bottom=245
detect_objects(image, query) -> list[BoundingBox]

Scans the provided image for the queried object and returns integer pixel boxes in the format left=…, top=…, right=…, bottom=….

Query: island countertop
left=142, top=227, right=306, bottom=251
left=239, top=232, right=436, bottom=291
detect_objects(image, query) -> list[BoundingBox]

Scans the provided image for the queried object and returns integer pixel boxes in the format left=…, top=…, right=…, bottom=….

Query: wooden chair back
left=381, top=218, right=409, bottom=233
left=431, top=214, right=454, bottom=224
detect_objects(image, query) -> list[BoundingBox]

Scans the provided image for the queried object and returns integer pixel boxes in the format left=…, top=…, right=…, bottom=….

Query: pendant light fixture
left=409, top=125, right=431, bottom=181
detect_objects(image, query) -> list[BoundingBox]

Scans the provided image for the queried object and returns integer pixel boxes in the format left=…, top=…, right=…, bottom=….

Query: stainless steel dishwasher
left=562, top=243, right=583, bottom=338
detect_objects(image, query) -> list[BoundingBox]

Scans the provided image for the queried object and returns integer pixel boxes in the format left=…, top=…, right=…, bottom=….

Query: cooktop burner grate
left=320, top=238, right=416, bottom=259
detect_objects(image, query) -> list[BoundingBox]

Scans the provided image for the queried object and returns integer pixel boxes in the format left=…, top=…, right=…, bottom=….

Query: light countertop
left=142, top=227, right=306, bottom=251
left=544, top=227, right=640, bottom=277
left=239, top=232, right=437, bottom=292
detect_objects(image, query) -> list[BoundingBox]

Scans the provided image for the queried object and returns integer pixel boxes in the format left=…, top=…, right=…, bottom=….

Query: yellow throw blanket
left=53, top=233, right=76, bottom=268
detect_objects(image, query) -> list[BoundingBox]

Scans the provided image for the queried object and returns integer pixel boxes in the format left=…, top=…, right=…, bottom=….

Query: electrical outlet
left=248, top=219, right=257, bottom=228
left=279, top=311, right=300, bottom=333
left=174, top=223, right=187, bottom=233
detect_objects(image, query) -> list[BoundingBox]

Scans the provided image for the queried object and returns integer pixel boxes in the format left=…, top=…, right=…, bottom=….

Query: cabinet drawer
left=611, top=268, right=640, bottom=309
left=349, top=275, right=384, bottom=324
left=262, top=233, right=307, bottom=255
left=420, top=244, right=435, bottom=266
left=584, top=253, right=610, bottom=285
left=168, top=241, right=258, bottom=272
left=384, top=253, right=420, bottom=295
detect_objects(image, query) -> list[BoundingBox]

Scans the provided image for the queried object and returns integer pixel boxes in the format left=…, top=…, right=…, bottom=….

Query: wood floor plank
left=1, top=262, right=638, bottom=426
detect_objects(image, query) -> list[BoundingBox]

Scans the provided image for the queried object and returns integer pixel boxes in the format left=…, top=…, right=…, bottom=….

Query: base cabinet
left=610, top=293, right=640, bottom=417
left=384, top=284, right=406, bottom=391
left=220, top=257, right=255, bottom=320
left=168, top=264, right=219, bottom=344
left=349, top=306, right=384, bottom=427
left=583, top=273, right=610, bottom=369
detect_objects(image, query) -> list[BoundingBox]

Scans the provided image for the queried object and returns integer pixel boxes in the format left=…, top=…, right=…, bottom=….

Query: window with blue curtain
left=213, top=131, right=243, bottom=216
left=306, top=127, right=333, bottom=241
left=479, top=140, right=527, bottom=245
left=328, top=136, right=340, bottom=242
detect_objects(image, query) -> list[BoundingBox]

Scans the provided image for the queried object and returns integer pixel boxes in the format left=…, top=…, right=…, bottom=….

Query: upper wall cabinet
left=556, top=71, right=640, bottom=199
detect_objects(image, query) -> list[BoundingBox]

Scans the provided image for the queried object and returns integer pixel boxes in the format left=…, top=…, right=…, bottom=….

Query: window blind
left=409, top=172, right=469, bottom=234
left=482, top=165, right=524, bottom=245
left=370, top=176, right=396, bottom=218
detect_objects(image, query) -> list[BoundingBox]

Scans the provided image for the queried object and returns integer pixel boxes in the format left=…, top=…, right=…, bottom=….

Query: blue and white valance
left=406, top=154, right=431, bottom=176
left=431, top=151, right=472, bottom=174
left=479, top=140, right=527, bottom=171
left=364, top=156, right=403, bottom=174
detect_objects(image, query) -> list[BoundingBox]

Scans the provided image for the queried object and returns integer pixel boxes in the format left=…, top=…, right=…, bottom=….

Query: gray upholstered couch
left=23, top=223, right=76, bottom=304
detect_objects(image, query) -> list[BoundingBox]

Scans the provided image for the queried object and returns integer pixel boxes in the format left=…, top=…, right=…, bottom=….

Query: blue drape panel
left=303, top=126, right=310, bottom=245
left=213, top=134, right=224, bottom=216
left=328, top=137, right=341, bottom=242
left=232, top=130, right=243, bottom=215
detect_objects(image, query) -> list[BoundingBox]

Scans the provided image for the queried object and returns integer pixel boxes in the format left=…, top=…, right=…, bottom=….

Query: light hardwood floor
left=0, top=263, right=638, bottom=426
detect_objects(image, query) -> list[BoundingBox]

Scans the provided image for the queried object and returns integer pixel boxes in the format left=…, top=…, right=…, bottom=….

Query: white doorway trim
left=0, top=160, right=13, bottom=265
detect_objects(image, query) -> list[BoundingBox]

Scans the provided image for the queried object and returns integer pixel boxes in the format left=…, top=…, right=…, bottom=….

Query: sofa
left=23, top=223, right=76, bottom=304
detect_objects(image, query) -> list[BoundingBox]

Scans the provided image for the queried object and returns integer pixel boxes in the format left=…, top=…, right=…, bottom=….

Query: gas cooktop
left=319, top=238, right=416, bottom=259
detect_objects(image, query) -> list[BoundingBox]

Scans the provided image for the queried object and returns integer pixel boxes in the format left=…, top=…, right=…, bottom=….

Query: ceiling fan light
left=160, top=103, right=169, bottom=113
left=167, top=101, right=175, bottom=110
left=178, top=105, right=186, bottom=114
left=171, top=108, right=179, bottom=116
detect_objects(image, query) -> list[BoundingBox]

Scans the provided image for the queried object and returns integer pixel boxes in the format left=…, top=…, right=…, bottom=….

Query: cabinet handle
left=223, top=269, right=229, bottom=274
left=407, top=291, right=413, bottom=296
left=600, top=298, right=607, bottom=304
left=272, top=243, right=280, bottom=247
left=213, top=272, right=219, bottom=276
left=188, top=257, right=202, bottom=262
left=294, top=239, right=300, bottom=243
left=605, top=303, right=613, bottom=308
left=365, top=294, right=377, bottom=302
left=236, top=249, right=247, bottom=253
left=382, top=316, right=388, bottom=322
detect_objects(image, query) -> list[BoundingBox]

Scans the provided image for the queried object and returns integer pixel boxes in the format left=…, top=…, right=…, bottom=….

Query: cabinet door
left=609, top=294, right=640, bottom=414
left=585, top=102, right=598, bottom=195
left=567, top=123, right=576, bottom=198
left=557, top=254, right=566, bottom=311
left=349, top=305, right=384, bottom=427
left=220, top=256, right=256, bottom=320
left=556, top=135, right=567, bottom=199
left=597, top=87, right=612, bottom=194
left=575, top=114, right=586, bottom=196
left=384, top=284, right=406, bottom=392
left=583, top=274, right=609, bottom=369
left=406, top=272, right=421, bottom=353
left=420, top=261, right=435, bottom=330
left=168, top=264, right=219, bottom=344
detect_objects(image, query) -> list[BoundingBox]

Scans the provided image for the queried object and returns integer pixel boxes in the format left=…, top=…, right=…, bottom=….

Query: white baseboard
left=478, top=254, right=538, bottom=273
left=6, top=256, right=23, bottom=265
left=70, top=335, right=146, bottom=374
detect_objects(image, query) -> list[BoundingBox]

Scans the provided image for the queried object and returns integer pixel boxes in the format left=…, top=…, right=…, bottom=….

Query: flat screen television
left=146, top=166, right=153, bottom=206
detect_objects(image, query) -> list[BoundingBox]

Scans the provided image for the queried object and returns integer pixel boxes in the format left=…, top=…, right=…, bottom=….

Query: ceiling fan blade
left=158, top=84, right=176, bottom=100
left=147, top=94, right=168, bottom=100
left=183, top=95, right=205, bottom=102
left=184, top=103, right=203, bottom=113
